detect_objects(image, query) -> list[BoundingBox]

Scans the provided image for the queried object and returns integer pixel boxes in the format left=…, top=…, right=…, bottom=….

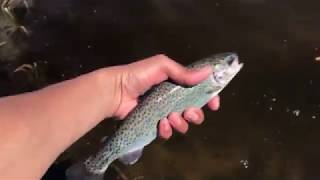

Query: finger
left=183, top=108, right=205, bottom=125
left=140, top=54, right=213, bottom=86
left=159, top=118, right=172, bottom=140
left=158, top=55, right=213, bottom=85
left=168, top=112, right=189, bottom=134
left=208, top=96, right=220, bottom=111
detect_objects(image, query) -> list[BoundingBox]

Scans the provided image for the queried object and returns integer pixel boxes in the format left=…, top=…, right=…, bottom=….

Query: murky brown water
left=1, top=0, right=320, bottom=179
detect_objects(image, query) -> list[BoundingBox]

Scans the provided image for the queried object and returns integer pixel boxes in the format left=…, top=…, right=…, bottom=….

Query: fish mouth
left=211, top=53, right=243, bottom=86
left=225, top=53, right=239, bottom=65
left=226, top=53, right=243, bottom=74
left=215, top=52, right=243, bottom=70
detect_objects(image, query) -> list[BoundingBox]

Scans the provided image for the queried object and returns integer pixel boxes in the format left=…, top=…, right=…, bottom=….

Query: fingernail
left=203, top=65, right=213, bottom=73
left=163, top=119, right=170, bottom=131
left=187, top=112, right=198, bottom=122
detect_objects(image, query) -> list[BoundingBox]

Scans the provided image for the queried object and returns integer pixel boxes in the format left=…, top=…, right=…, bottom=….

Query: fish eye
left=214, top=64, right=221, bottom=69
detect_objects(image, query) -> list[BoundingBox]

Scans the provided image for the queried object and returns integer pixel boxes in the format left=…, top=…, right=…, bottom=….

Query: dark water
left=1, top=0, right=320, bottom=179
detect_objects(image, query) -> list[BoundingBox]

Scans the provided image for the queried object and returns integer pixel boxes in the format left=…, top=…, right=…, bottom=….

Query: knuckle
left=155, top=54, right=170, bottom=61
left=156, top=54, right=175, bottom=66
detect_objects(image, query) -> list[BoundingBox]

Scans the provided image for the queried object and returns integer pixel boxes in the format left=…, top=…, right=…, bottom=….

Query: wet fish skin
left=66, top=52, right=243, bottom=180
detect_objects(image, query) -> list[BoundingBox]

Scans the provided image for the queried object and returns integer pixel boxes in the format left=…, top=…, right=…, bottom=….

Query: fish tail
left=66, top=163, right=104, bottom=180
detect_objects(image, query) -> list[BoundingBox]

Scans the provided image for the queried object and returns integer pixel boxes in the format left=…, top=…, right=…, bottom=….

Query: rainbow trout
left=66, top=53, right=243, bottom=180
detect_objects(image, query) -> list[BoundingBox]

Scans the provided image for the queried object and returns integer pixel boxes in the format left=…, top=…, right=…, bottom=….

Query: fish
left=66, top=52, right=243, bottom=180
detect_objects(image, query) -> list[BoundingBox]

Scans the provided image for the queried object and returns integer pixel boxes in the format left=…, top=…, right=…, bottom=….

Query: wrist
left=94, top=66, right=124, bottom=119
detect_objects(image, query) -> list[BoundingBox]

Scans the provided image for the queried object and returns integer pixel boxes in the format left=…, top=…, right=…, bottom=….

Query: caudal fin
left=66, top=163, right=104, bottom=180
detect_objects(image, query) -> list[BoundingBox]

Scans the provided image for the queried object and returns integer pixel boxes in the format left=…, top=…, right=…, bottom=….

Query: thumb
left=123, top=54, right=213, bottom=97
left=152, top=54, right=213, bottom=86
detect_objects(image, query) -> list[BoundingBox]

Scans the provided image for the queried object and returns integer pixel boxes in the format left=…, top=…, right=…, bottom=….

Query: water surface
left=1, top=0, right=320, bottom=179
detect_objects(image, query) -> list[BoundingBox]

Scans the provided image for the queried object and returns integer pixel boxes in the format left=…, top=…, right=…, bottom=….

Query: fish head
left=189, top=52, right=243, bottom=87
left=209, top=52, right=243, bottom=86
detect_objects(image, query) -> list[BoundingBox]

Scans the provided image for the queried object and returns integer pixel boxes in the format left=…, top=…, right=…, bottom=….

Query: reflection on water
left=1, top=0, right=320, bottom=179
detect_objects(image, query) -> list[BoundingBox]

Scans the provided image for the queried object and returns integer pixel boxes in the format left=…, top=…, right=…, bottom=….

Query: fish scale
left=66, top=52, right=243, bottom=180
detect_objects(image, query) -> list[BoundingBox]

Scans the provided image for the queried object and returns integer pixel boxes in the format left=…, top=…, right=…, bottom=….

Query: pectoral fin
left=118, top=148, right=144, bottom=165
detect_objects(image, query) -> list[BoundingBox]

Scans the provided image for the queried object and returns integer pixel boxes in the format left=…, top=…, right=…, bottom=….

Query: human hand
left=0, top=54, right=219, bottom=178
left=107, top=54, right=220, bottom=139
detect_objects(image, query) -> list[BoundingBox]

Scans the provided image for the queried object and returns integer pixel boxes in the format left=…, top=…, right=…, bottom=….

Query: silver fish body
left=66, top=52, right=243, bottom=180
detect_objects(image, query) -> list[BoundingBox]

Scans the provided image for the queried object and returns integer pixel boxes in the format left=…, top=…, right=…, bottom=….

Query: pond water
left=1, top=0, right=320, bottom=179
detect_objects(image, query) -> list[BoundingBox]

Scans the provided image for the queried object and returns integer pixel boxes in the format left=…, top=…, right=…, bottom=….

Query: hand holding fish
left=67, top=53, right=241, bottom=180
left=0, top=54, right=221, bottom=179
left=108, top=54, right=220, bottom=139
